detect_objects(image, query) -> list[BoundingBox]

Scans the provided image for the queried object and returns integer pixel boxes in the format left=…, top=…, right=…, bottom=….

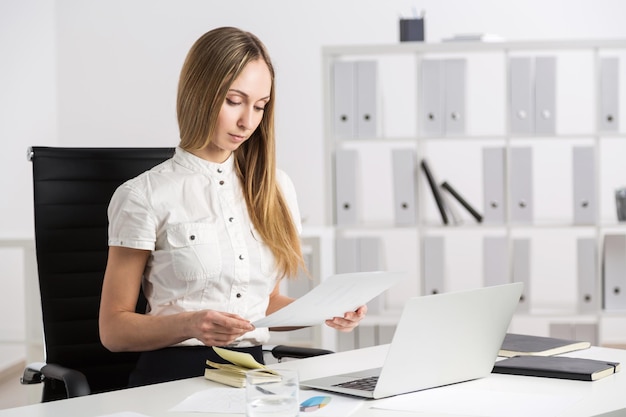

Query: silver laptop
left=300, top=282, right=523, bottom=399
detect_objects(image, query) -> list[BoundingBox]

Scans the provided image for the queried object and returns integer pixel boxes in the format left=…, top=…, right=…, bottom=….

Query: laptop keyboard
left=332, top=375, right=379, bottom=391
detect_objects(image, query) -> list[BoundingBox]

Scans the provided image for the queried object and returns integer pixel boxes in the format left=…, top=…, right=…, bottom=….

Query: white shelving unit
left=321, top=39, right=626, bottom=350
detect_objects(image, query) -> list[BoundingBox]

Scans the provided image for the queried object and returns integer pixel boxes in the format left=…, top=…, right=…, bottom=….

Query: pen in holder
left=399, top=17, right=425, bottom=42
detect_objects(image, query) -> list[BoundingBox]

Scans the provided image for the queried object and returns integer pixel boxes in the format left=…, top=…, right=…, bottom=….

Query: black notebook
left=499, top=333, right=591, bottom=357
left=492, top=355, right=620, bottom=381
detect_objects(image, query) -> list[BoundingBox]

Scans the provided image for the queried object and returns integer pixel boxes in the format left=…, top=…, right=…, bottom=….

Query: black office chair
left=22, top=146, right=331, bottom=402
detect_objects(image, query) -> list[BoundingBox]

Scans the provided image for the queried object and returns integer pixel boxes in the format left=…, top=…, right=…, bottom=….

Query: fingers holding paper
left=191, top=310, right=254, bottom=346
left=325, top=305, right=368, bottom=332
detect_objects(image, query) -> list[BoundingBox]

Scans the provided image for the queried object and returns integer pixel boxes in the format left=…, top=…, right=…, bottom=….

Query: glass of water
left=246, top=368, right=299, bottom=417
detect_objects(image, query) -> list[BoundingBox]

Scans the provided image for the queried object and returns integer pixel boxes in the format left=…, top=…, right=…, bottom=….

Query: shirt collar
left=173, top=146, right=235, bottom=177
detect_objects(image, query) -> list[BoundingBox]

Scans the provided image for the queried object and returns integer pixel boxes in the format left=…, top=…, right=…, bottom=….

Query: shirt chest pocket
left=250, top=226, right=276, bottom=277
left=167, top=223, right=222, bottom=281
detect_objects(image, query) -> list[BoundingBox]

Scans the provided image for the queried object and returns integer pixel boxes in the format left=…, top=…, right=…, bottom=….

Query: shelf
left=335, top=133, right=626, bottom=143
left=323, top=39, right=626, bottom=348
left=323, top=39, right=626, bottom=57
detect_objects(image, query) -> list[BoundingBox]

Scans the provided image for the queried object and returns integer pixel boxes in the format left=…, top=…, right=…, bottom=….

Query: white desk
left=1, top=345, right=625, bottom=417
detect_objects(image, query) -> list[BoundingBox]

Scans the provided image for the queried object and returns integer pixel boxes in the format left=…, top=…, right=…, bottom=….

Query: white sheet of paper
left=372, top=385, right=576, bottom=417
left=169, top=387, right=246, bottom=413
left=169, top=387, right=364, bottom=415
left=253, top=271, right=406, bottom=328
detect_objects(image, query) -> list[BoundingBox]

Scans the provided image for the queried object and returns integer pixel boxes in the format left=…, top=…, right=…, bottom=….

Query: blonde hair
left=177, top=27, right=304, bottom=279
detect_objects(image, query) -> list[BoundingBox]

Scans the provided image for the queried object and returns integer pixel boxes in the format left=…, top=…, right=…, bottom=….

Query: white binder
left=356, top=325, right=377, bottom=349
left=482, top=147, right=506, bottom=223
left=335, top=236, right=383, bottom=273
left=550, top=323, right=597, bottom=345
left=512, top=238, right=531, bottom=313
left=332, top=61, right=355, bottom=138
left=422, top=235, right=445, bottom=295
left=483, top=236, right=509, bottom=287
left=355, top=61, right=378, bottom=138
left=421, top=59, right=445, bottom=136
left=549, top=323, right=574, bottom=340
left=509, top=147, right=534, bottom=223
left=378, top=325, right=397, bottom=345
left=599, top=57, right=620, bottom=132
left=444, top=58, right=467, bottom=135
left=391, top=149, right=417, bottom=226
left=509, top=57, right=534, bottom=134
left=577, top=238, right=597, bottom=314
left=574, top=323, right=598, bottom=346
left=284, top=245, right=317, bottom=342
left=359, top=237, right=385, bottom=314
left=335, top=237, right=385, bottom=314
left=534, top=56, right=557, bottom=134
left=337, top=332, right=356, bottom=352
left=572, top=146, right=596, bottom=225
left=602, top=234, right=626, bottom=310
left=359, top=237, right=383, bottom=272
left=335, top=237, right=359, bottom=273
left=334, top=149, right=359, bottom=225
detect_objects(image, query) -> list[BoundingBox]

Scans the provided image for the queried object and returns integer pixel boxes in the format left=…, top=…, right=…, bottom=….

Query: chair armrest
left=21, top=362, right=91, bottom=398
left=270, top=345, right=334, bottom=361
left=20, top=362, right=46, bottom=385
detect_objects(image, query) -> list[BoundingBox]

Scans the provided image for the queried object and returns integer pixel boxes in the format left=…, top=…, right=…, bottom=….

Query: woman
left=99, top=26, right=366, bottom=387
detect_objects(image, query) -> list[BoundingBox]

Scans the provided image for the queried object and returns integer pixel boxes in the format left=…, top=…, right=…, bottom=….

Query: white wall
left=3, top=0, right=626, bottom=340
left=5, top=0, right=626, bottom=233
left=0, top=0, right=56, bottom=342
left=1, top=0, right=57, bottom=238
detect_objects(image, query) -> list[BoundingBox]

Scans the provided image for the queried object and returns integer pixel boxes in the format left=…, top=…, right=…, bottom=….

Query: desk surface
left=1, top=345, right=625, bottom=417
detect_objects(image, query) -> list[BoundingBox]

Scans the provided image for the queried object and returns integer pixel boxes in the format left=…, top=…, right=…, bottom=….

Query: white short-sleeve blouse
left=107, top=147, right=302, bottom=347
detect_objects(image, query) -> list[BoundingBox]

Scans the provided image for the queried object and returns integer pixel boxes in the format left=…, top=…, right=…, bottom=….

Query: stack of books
left=493, top=333, right=620, bottom=381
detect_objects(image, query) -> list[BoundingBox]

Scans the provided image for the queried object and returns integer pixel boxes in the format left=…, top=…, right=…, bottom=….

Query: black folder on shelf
left=420, top=159, right=448, bottom=225
left=441, top=181, right=483, bottom=223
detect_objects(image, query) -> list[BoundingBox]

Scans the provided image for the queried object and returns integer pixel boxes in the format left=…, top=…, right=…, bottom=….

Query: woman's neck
left=189, top=145, right=232, bottom=164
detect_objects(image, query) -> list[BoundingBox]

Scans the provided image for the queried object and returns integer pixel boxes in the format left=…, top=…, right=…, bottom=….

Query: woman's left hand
left=325, top=305, right=368, bottom=332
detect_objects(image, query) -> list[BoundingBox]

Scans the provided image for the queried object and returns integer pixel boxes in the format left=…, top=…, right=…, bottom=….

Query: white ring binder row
left=324, top=39, right=626, bottom=348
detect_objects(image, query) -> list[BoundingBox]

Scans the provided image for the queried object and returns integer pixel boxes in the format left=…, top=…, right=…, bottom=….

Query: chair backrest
left=29, top=146, right=175, bottom=401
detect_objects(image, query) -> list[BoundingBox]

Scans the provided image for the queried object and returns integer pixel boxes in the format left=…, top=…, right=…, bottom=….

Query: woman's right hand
left=188, top=310, right=254, bottom=346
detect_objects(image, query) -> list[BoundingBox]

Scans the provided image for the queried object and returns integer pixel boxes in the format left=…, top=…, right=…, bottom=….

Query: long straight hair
left=177, top=27, right=304, bottom=279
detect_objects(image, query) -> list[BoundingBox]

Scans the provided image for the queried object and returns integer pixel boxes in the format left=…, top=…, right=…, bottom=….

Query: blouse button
left=239, top=254, right=244, bottom=260
left=236, top=293, right=242, bottom=298
left=228, top=217, right=234, bottom=222
left=189, top=235, right=196, bottom=241
left=219, top=180, right=225, bottom=185
left=217, top=168, right=223, bottom=173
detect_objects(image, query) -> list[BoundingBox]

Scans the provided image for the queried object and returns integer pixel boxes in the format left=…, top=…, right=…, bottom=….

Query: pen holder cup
left=399, top=18, right=425, bottom=42
left=616, top=187, right=626, bottom=222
